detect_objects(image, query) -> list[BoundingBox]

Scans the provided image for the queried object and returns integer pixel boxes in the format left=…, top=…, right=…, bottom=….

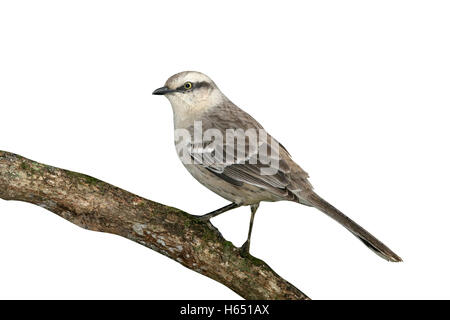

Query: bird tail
left=304, top=192, right=402, bottom=262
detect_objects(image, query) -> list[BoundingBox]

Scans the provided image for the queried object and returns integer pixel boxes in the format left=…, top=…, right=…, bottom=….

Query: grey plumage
left=153, top=71, right=402, bottom=262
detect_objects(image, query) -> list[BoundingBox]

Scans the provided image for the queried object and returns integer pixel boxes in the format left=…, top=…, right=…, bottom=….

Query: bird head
left=153, top=71, right=225, bottom=119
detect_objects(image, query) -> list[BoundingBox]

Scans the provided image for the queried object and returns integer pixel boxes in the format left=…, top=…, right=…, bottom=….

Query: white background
left=0, top=1, right=449, bottom=299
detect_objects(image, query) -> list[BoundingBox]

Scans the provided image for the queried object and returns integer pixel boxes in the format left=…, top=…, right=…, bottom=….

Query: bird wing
left=182, top=100, right=313, bottom=201
left=186, top=130, right=311, bottom=200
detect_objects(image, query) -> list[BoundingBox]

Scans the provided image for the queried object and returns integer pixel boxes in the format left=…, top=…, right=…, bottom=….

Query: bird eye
left=184, top=82, right=193, bottom=90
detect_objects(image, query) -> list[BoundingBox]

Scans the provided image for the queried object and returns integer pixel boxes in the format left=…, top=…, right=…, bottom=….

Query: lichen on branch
left=0, top=150, right=309, bottom=300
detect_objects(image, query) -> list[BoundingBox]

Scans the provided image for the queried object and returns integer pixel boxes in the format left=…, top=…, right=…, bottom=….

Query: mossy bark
left=0, top=150, right=309, bottom=300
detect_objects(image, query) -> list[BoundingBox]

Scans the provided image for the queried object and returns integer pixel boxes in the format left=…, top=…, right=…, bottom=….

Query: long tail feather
left=304, top=192, right=402, bottom=262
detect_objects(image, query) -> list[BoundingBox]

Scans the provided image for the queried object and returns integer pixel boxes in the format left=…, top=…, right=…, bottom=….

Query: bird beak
left=152, top=86, right=174, bottom=95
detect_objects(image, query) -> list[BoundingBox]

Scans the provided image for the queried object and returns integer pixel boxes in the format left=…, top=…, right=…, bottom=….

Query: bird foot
left=239, top=240, right=250, bottom=257
left=197, top=214, right=212, bottom=222
left=196, top=216, right=223, bottom=238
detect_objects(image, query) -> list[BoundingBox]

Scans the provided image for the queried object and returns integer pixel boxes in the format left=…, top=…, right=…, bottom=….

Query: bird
left=152, top=71, right=402, bottom=262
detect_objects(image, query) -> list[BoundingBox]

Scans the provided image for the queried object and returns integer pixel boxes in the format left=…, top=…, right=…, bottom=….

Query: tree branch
left=0, top=150, right=309, bottom=300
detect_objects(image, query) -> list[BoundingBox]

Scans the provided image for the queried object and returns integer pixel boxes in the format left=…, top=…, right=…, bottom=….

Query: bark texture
left=0, top=150, right=309, bottom=300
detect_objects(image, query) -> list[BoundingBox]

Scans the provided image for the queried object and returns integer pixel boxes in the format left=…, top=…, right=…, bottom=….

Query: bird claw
left=197, top=214, right=212, bottom=222
left=240, top=240, right=250, bottom=256
left=196, top=216, right=223, bottom=238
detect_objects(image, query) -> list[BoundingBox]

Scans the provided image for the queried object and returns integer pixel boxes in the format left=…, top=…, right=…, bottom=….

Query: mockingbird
left=153, top=71, right=401, bottom=262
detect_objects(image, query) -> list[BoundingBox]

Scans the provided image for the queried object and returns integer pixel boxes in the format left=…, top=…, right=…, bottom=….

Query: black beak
left=152, top=86, right=174, bottom=95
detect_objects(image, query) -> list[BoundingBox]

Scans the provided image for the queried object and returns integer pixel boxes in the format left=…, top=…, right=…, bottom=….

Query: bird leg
left=197, top=203, right=240, bottom=221
left=240, top=203, right=259, bottom=256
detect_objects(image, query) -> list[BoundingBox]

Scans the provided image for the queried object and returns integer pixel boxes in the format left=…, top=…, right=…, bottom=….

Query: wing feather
left=184, top=100, right=313, bottom=200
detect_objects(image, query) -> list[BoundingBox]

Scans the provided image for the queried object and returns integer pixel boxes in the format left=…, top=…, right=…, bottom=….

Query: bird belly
left=182, top=164, right=282, bottom=205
